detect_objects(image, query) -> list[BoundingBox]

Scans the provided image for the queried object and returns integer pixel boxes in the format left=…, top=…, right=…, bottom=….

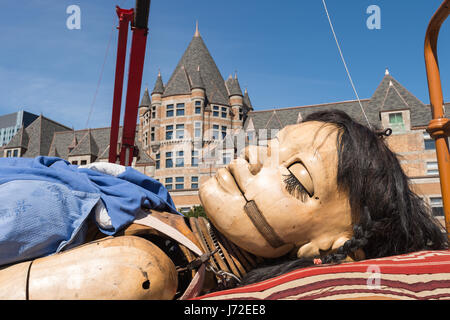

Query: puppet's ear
left=296, top=235, right=352, bottom=259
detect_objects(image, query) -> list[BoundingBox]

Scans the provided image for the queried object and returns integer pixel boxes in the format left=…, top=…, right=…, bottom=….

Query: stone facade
left=138, top=27, right=253, bottom=213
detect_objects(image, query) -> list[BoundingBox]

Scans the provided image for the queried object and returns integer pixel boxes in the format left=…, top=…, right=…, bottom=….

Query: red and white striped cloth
left=195, top=250, right=450, bottom=300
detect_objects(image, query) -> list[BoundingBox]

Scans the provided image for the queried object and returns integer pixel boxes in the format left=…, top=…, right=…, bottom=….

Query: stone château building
left=138, top=25, right=253, bottom=212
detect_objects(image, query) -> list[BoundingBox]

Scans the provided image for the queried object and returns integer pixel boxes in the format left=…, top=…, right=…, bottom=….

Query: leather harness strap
left=244, top=200, right=286, bottom=248
left=133, top=211, right=203, bottom=256
left=133, top=212, right=207, bottom=300
left=132, top=210, right=263, bottom=299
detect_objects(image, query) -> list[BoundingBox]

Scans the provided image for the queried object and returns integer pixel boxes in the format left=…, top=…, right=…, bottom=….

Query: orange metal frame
left=424, top=0, right=450, bottom=238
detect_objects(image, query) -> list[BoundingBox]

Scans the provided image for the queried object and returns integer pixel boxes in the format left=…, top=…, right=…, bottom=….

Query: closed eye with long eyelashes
left=283, top=162, right=315, bottom=202
left=283, top=173, right=310, bottom=202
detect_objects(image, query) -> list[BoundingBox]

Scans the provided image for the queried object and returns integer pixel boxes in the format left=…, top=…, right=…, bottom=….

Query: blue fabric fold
left=0, top=156, right=180, bottom=266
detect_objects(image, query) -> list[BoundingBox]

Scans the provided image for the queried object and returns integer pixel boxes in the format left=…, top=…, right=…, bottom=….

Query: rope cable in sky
left=84, top=25, right=114, bottom=129
left=321, top=0, right=372, bottom=129
left=84, top=0, right=129, bottom=129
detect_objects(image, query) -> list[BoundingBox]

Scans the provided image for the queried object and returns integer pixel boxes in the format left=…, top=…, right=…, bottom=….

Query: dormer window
left=381, top=110, right=410, bottom=134
left=5, top=149, right=19, bottom=157
left=389, top=112, right=404, bottom=131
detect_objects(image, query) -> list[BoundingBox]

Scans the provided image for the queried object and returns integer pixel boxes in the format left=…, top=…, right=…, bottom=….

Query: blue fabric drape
left=0, top=156, right=180, bottom=266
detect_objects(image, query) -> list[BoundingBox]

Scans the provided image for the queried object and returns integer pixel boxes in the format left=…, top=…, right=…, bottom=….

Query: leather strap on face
left=244, top=200, right=285, bottom=248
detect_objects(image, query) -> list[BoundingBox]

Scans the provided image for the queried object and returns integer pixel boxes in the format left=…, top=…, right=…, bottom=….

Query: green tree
left=183, top=205, right=207, bottom=218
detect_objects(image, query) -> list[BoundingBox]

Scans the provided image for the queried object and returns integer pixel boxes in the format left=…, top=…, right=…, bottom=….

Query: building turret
left=151, top=71, right=165, bottom=100
left=139, top=87, right=151, bottom=109
left=190, top=65, right=206, bottom=109
left=242, top=88, right=253, bottom=122
left=138, top=88, right=151, bottom=145
left=226, top=73, right=244, bottom=128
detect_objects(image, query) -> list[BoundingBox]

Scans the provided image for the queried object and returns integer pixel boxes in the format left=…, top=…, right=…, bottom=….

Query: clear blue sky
left=0, top=0, right=448, bottom=130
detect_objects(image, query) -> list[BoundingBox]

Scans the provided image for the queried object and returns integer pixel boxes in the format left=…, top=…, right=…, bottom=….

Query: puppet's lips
left=215, top=167, right=243, bottom=196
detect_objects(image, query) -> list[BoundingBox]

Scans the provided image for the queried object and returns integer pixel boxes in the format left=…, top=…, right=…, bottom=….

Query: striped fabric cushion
left=195, top=250, right=450, bottom=300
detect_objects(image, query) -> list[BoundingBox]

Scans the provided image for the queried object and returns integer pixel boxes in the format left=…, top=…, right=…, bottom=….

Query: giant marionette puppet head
left=200, top=110, right=448, bottom=284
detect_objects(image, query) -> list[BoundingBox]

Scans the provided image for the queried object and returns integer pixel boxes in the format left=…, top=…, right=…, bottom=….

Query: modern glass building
left=0, top=110, right=38, bottom=146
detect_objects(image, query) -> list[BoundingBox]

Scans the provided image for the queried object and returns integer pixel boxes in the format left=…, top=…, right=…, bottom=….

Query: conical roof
left=152, top=72, right=164, bottom=95
left=139, top=88, right=151, bottom=107
left=225, top=74, right=243, bottom=97
left=164, top=65, right=191, bottom=96
left=162, top=26, right=229, bottom=105
left=243, top=88, right=253, bottom=111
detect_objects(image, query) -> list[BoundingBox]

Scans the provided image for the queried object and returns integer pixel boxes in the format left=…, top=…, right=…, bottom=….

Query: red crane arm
left=109, top=0, right=151, bottom=166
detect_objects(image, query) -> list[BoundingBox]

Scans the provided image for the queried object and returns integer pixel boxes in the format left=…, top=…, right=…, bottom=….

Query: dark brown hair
left=240, top=109, right=448, bottom=285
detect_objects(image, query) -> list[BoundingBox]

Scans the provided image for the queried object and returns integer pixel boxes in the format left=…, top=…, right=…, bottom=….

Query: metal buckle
left=206, top=264, right=241, bottom=289
left=185, top=249, right=218, bottom=271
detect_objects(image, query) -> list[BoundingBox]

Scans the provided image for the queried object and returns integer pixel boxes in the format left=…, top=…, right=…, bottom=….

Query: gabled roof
left=68, top=129, right=99, bottom=157
left=367, top=72, right=430, bottom=127
left=6, top=126, right=28, bottom=149
left=162, top=28, right=229, bottom=105
left=48, top=126, right=153, bottom=165
left=4, top=115, right=71, bottom=157
left=50, top=127, right=110, bottom=160
left=245, top=99, right=372, bottom=137
left=245, top=71, right=449, bottom=131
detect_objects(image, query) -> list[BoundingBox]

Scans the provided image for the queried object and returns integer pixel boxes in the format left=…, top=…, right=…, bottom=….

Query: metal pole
left=424, top=0, right=450, bottom=238
left=109, top=7, right=133, bottom=163
left=119, top=0, right=151, bottom=166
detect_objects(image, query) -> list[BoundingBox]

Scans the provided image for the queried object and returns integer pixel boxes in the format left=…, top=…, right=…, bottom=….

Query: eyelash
left=283, top=172, right=309, bottom=202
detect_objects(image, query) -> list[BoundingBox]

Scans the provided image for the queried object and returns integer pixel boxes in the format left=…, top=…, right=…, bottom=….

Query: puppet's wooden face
left=199, top=121, right=353, bottom=259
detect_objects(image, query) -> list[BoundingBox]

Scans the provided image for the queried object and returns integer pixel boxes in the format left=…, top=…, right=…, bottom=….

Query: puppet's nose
left=240, top=145, right=268, bottom=175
